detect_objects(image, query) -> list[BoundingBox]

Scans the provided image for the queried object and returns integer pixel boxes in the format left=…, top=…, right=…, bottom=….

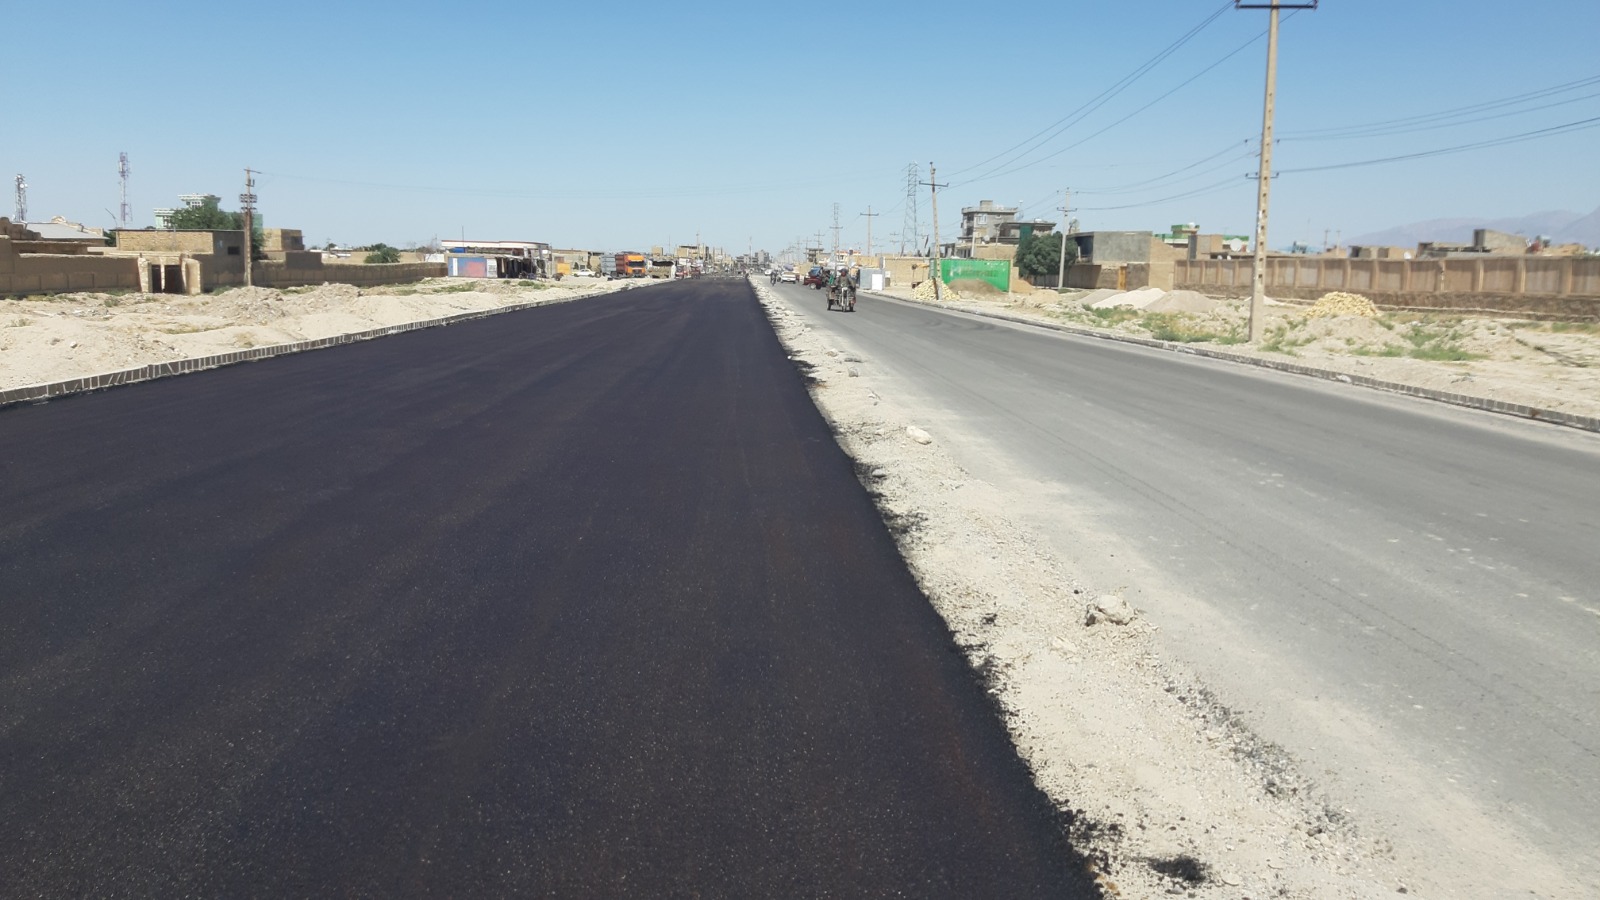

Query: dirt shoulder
left=872, top=281, right=1600, bottom=423
left=0, top=276, right=632, bottom=392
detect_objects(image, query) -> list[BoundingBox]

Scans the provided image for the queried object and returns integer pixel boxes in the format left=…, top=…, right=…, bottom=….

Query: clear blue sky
left=7, top=0, right=1597, bottom=254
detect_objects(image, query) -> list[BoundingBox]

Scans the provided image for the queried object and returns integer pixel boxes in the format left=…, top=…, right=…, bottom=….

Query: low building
left=106, top=227, right=443, bottom=293
left=18, top=217, right=107, bottom=245
left=1068, top=231, right=1160, bottom=265
left=0, top=218, right=141, bottom=295
left=441, top=239, right=551, bottom=278
left=1417, top=228, right=1534, bottom=259
left=1349, top=245, right=1413, bottom=260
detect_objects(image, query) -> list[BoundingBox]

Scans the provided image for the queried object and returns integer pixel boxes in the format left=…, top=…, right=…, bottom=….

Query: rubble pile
left=912, top=280, right=961, bottom=302
left=1306, top=291, right=1379, bottom=318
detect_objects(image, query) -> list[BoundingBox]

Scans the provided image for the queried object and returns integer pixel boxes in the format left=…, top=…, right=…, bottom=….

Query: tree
left=364, top=243, right=401, bottom=264
left=1015, top=231, right=1078, bottom=282
left=165, top=196, right=238, bottom=231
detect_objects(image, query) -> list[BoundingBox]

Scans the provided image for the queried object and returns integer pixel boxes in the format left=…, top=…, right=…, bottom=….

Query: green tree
left=1014, top=231, right=1078, bottom=282
left=364, top=243, right=401, bottom=264
left=165, top=196, right=238, bottom=230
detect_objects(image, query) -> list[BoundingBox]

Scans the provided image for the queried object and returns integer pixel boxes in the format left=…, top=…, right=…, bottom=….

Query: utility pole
left=1057, top=188, right=1072, bottom=291
left=240, top=168, right=257, bottom=288
left=860, top=206, right=879, bottom=257
left=1239, top=1, right=1316, bottom=342
left=921, top=163, right=949, bottom=303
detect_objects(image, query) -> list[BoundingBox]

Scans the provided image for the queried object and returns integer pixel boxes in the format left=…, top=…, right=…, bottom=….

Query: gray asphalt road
left=0, top=281, right=1101, bottom=897
left=770, top=282, right=1600, bottom=872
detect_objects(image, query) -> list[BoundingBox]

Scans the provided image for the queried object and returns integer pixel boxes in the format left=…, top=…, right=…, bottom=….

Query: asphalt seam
left=0, top=288, right=624, bottom=411
left=860, top=290, right=1600, bottom=434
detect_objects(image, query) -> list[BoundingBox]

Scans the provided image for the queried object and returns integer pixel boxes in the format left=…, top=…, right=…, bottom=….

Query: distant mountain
left=1348, top=205, right=1600, bottom=249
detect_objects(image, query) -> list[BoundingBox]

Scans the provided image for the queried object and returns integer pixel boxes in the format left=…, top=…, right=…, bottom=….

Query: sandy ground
left=874, top=281, right=1600, bottom=422
left=755, top=279, right=1590, bottom=898
left=0, top=276, right=634, bottom=392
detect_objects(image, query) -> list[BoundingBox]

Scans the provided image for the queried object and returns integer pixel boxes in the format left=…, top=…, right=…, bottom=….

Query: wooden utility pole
left=922, top=163, right=948, bottom=303
left=1239, top=1, right=1316, bottom=342
left=240, top=168, right=257, bottom=288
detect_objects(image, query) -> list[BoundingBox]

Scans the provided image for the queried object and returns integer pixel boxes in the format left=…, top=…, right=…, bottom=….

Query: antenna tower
left=902, top=163, right=919, bottom=256
left=13, top=174, right=27, bottom=222
left=118, top=153, right=132, bottom=228
left=830, top=203, right=842, bottom=258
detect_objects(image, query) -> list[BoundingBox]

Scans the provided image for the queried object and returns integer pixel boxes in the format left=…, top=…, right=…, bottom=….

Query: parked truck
left=600, top=253, right=617, bottom=278
left=618, top=252, right=647, bottom=278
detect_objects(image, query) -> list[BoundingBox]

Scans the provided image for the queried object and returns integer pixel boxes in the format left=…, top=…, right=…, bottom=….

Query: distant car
left=572, top=268, right=595, bottom=277
left=802, top=267, right=827, bottom=289
left=778, top=270, right=797, bottom=283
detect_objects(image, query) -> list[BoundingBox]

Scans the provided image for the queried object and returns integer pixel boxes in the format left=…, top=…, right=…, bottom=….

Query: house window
left=226, top=246, right=240, bottom=255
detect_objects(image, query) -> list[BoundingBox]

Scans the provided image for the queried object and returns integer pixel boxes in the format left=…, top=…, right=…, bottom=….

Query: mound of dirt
left=948, top=278, right=1005, bottom=298
left=1146, top=290, right=1219, bottom=314
left=1092, top=287, right=1166, bottom=310
left=1307, top=291, right=1379, bottom=318
left=1077, top=289, right=1121, bottom=306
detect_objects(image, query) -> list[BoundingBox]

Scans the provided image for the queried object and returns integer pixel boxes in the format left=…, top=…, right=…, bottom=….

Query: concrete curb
left=862, top=291, right=1600, bottom=435
left=0, top=289, right=617, bottom=411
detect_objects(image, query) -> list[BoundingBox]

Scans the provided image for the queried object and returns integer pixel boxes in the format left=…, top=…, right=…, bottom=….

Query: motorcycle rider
left=838, top=267, right=856, bottom=303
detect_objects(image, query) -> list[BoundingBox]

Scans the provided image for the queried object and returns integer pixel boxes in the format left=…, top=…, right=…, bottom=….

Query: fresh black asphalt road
left=0, top=280, right=1100, bottom=897
left=770, top=281, right=1600, bottom=874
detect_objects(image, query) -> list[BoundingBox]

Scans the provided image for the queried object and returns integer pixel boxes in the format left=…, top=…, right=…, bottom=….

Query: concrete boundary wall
left=256, top=259, right=445, bottom=289
left=1176, top=257, right=1600, bottom=319
left=859, top=290, right=1600, bottom=435
left=0, top=289, right=615, bottom=411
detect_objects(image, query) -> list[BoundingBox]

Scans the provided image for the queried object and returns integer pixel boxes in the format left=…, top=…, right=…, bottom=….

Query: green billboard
left=940, top=258, right=1010, bottom=292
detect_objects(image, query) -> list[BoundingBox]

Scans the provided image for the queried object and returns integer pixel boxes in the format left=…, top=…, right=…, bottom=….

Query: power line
left=1281, top=90, right=1600, bottom=142
left=1075, top=140, right=1254, bottom=195
left=965, top=11, right=1302, bottom=187
left=1282, top=73, right=1600, bottom=139
left=1276, top=115, right=1600, bottom=174
left=1074, top=174, right=1248, bottom=212
left=946, top=0, right=1234, bottom=182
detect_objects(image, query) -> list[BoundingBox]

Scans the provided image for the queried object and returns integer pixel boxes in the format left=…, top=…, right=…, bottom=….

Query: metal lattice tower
left=830, top=202, right=842, bottom=258
left=13, top=174, right=27, bottom=222
left=118, top=153, right=132, bottom=228
left=902, top=163, right=919, bottom=255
